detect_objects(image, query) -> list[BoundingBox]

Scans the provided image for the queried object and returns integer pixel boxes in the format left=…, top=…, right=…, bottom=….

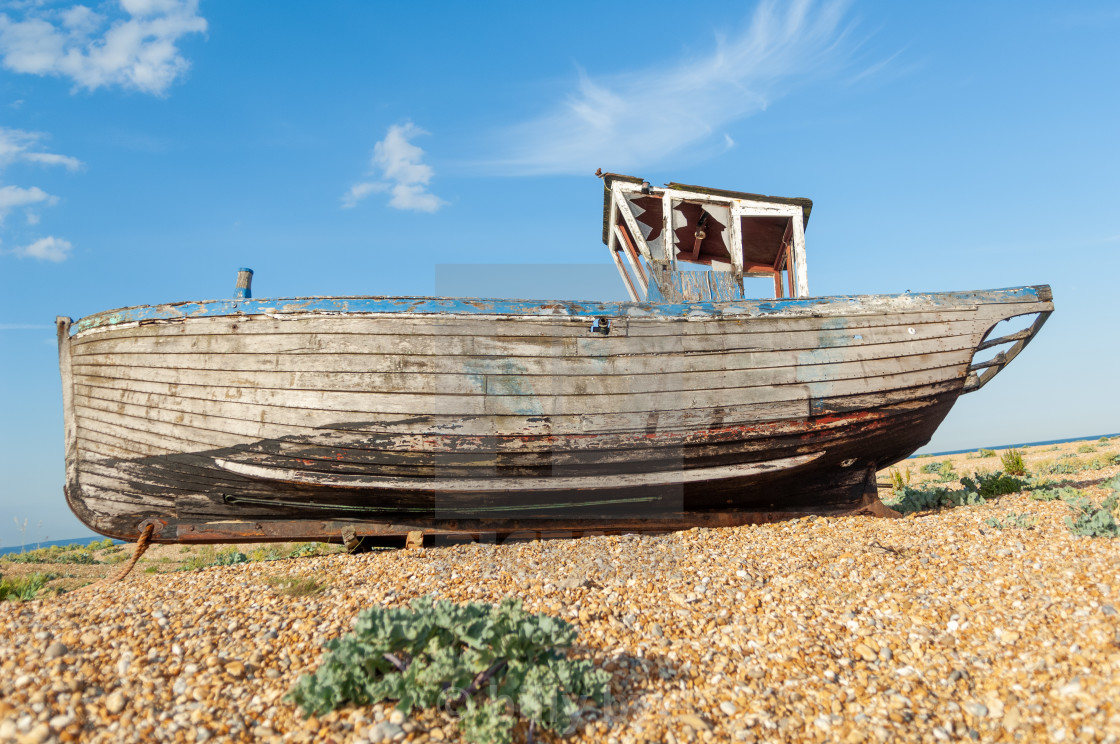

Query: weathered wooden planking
left=68, top=329, right=977, bottom=377
left=72, top=386, right=820, bottom=440
left=70, top=380, right=958, bottom=486
left=72, top=374, right=961, bottom=458
left=70, top=346, right=972, bottom=398
left=74, top=393, right=946, bottom=477
left=73, top=397, right=939, bottom=504
left=71, top=317, right=980, bottom=359
left=71, top=398, right=955, bottom=514
left=71, top=359, right=965, bottom=421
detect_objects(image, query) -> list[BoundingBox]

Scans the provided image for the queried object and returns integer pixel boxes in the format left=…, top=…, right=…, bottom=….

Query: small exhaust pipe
left=234, top=268, right=253, bottom=299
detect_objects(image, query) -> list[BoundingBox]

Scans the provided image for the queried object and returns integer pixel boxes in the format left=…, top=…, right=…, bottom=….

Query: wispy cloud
left=0, top=127, right=83, bottom=171
left=341, top=181, right=379, bottom=209
left=0, top=127, right=81, bottom=260
left=0, top=184, right=57, bottom=220
left=6, top=235, right=72, bottom=262
left=0, top=0, right=207, bottom=96
left=487, top=0, right=855, bottom=175
left=342, top=122, right=446, bottom=213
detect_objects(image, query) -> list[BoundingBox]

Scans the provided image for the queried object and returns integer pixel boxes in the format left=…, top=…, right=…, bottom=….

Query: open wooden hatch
left=601, top=173, right=813, bottom=302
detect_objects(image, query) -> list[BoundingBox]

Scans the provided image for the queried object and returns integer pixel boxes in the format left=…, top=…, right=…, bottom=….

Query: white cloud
left=0, top=184, right=56, bottom=220
left=0, top=127, right=80, bottom=259
left=10, top=235, right=72, bottom=262
left=0, top=127, right=81, bottom=223
left=22, top=151, right=83, bottom=170
left=342, top=122, right=446, bottom=213
left=488, top=0, right=854, bottom=174
left=385, top=183, right=444, bottom=213
left=0, top=126, right=84, bottom=171
left=341, top=181, right=381, bottom=209
left=0, top=0, right=207, bottom=95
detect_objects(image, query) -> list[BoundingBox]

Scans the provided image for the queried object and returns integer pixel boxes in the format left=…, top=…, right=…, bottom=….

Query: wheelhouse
left=601, top=172, right=813, bottom=302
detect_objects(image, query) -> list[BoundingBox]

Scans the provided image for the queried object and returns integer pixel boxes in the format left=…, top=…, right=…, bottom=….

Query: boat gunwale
left=68, top=285, right=1053, bottom=336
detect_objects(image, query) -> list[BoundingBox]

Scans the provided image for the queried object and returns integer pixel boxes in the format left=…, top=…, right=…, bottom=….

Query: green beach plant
left=888, top=467, right=911, bottom=492
left=983, top=513, right=1037, bottom=530
left=180, top=545, right=250, bottom=571
left=959, top=471, right=1028, bottom=499
left=883, top=484, right=985, bottom=514
left=1038, top=458, right=1084, bottom=475
left=1037, top=454, right=1120, bottom=476
left=977, top=449, right=996, bottom=459
left=1064, top=494, right=1119, bottom=538
left=1064, top=476, right=1120, bottom=538
left=1000, top=449, right=1027, bottom=476
left=246, top=546, right=283, bottom=562
left=919, top=460, right=950, bottom=475
left=288, top=542, right=330, bottom=559
left=286, top=596, right=611, bottom=744
left=213, top=548, right=249, bottom=566
left=5, top=544, right=99, bottom=565
left=268, top=575, right=326, bottom=597
left=0, top=572, right=50, bottom=601
left=1029, top=486, right=1083, bottom=502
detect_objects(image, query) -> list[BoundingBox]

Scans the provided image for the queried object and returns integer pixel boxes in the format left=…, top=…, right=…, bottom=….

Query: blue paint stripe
left=71, top=285, right=1051, bottom=334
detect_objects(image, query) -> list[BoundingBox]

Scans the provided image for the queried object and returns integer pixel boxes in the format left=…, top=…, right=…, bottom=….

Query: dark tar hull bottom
left=66, top=394, right=957, bottom=544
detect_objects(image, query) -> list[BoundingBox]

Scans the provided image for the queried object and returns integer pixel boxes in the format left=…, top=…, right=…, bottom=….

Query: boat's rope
left=103, top=523, right=155, bottom=583
left=75, top=524, right=155, bottom=592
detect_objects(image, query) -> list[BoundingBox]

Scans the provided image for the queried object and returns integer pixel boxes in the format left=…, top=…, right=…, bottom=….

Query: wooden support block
left=405, top=530, right=424, bottom=550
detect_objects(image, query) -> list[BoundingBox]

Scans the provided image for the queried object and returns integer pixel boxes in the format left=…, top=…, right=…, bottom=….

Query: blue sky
left=0, top=0, right=1117, bottom=546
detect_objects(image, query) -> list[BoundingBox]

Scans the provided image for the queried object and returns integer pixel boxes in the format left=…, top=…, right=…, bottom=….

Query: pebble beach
left=2, top=439, right=1119, bottom=744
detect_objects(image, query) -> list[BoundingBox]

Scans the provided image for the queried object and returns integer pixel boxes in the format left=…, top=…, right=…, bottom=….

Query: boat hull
left=57, top=286, right=1052, bottom=543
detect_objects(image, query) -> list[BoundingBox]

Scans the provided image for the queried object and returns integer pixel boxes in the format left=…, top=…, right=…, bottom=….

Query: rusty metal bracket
left=137, top=517, right=167, bottom=537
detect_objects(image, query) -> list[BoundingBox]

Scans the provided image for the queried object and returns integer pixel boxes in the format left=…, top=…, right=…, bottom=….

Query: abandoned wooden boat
left=57, top=173, right=1053, bottom=545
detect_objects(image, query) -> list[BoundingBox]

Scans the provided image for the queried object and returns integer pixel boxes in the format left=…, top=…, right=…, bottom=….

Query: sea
left=914, top=432, right=1119, bottom=458
left=0, top=536, right=125, bottom=558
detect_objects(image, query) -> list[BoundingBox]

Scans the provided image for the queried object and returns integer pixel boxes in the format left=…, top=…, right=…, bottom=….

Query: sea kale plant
left=883, top=484, right=984, bottom=514
left=884, top=469, right=1031, bottom=515
left=983, top=512, right=1037, bottom=530
left=919, top=460, right=952, bottom=476
left=286, top=596, right=610, bottom=744
left=1064, top=476, right=1120, bottom=538
left=960, top=471, right=1029, bottom=499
